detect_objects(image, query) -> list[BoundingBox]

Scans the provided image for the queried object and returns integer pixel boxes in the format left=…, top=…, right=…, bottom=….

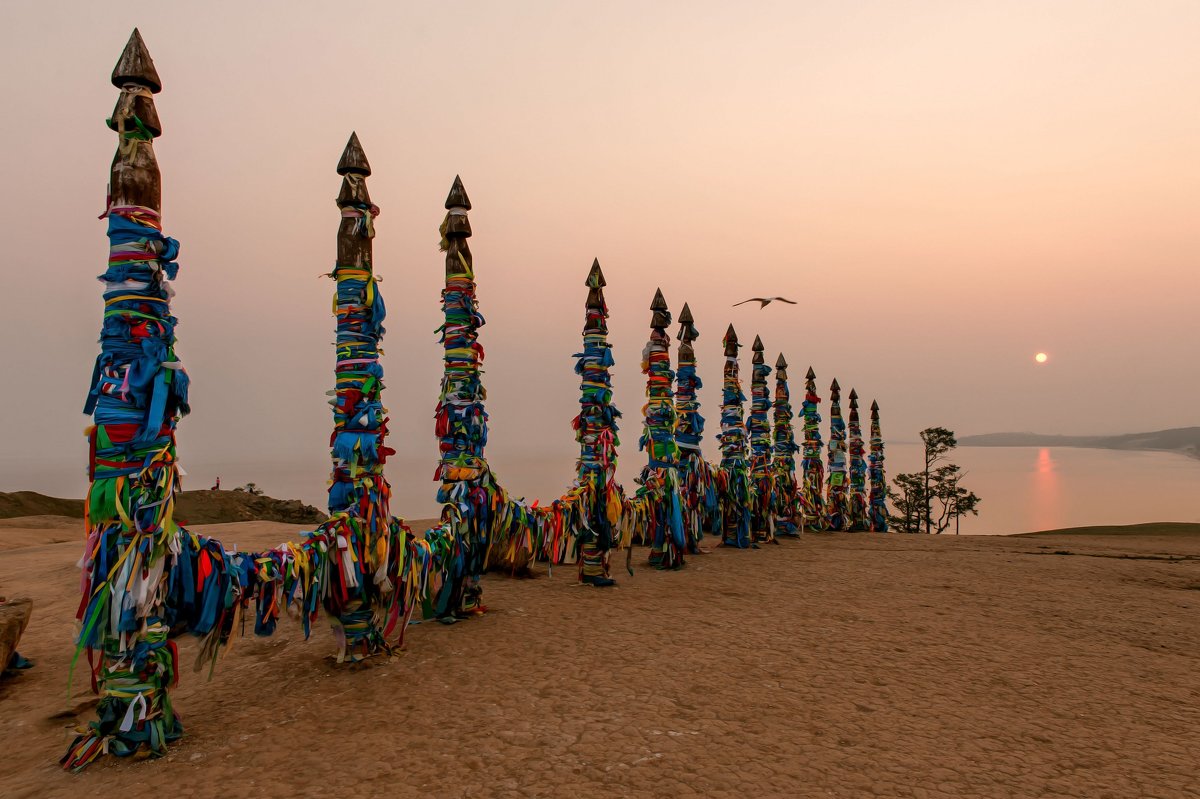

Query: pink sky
left=1, top=1, right=1197, bottom=507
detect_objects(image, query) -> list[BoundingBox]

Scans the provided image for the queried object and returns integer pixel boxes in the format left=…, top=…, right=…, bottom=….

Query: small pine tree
left=888, top=428, right=981, bottom=534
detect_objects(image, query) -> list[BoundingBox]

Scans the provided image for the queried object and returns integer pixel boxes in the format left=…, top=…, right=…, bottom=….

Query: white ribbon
left=119, top=691, right=148, bottom=733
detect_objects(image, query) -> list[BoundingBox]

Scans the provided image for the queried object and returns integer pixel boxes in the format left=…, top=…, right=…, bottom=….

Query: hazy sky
left=1, top=1, right=1197, bottom=508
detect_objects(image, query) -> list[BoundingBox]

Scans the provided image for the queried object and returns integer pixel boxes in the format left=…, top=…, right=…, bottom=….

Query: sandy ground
left=1, top=517, right=1198, bottom=799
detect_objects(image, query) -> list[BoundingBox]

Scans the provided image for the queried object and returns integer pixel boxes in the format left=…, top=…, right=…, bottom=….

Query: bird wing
left=772, top=297, right=798, bottom=304
left=732, top=298, right=765, bottom=307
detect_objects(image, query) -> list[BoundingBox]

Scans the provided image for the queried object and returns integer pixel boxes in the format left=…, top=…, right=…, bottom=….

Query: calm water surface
left=889, top=443, right=1200, bottom=534
left=6, top=445, right=1199, bottom=535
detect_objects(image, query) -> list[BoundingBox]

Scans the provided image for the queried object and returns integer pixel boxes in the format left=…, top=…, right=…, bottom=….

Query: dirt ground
left=2, top=518, right=1198, bottom=798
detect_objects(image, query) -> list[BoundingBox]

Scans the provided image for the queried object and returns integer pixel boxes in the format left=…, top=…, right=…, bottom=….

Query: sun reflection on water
left=1031, top=447, right=1062, bottom=531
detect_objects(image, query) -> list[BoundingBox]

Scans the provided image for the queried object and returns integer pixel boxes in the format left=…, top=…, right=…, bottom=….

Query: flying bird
left=732, top=296, right=797, bottom=309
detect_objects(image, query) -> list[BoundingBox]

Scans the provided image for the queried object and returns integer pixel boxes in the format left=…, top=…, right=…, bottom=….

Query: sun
left=1035, top=352, right=1048, bottom=364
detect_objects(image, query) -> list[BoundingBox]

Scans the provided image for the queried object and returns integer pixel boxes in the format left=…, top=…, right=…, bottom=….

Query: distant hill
left=1015, top=522, right=1200, bottom=537
left=0, top=490, right=324, bottom=525
left=959, top=427, right=1200, bottom=459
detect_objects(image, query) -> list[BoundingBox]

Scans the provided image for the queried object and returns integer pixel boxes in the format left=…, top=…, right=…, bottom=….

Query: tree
left=930, top=464, right=981, bottom=535
left=888, top=428, right=981, bottom=534
left=920, top=427, right=956, bottom=534
left=887, top=472, right=927, bottom=533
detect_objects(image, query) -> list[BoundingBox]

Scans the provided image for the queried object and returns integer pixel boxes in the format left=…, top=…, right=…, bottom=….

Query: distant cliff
left=959, top=427, right=1200, bottom=459
left=0, top=490, right=324, bottom=524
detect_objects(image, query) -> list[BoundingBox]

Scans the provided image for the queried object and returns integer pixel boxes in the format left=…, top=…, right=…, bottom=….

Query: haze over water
left=8, top=444, right=1198, bottom=535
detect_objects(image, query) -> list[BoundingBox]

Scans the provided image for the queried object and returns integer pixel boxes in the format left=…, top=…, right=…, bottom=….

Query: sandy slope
left=0, top=490, right=324, bottom=525
left=1, top=521, right=1198, bottom=799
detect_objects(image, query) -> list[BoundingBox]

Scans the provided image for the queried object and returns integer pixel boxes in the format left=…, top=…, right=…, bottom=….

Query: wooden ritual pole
left=326, top=133, right=396, bottom=655
left=571, top=259, right=622, bottom=584
left=717, top=325, right=753, bottom=547
left=868, top=400, right=889, bottom=532
left=674, top=303, right=716, bottom=550
left=771, top=354, right=801, bottom=536
left=825, top=378, right=849, bottom=530
left=431, top=177, right=490, bottom=618
left=65, top=30, right=189, bottom=769
left=640, top=289, right=685, bottom=568
left=847, top=389, right=870, bottom=531
left=746, top=336, right=775, bottom=543
left=799, top=367, right=827, bottom=532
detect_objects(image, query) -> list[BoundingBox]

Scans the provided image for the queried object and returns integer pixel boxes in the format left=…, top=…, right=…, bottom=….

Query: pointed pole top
left=849, top=388, right=858, bottom=402
left=586, top=258, right=606, bottom=288
left=337, top=132, right=372, bottom=176
left=830, top=378, right=841, bottom=393
left=752, top=335, right=764, bottom=352
left=806, top=366, right=816, bottom=380
left=112, top=28, right=162, bottom=93
left=775, top=353, right=788, bottom=369
left=871, top=399, right=879, bottom=411
left=650, top=288, right=671, bottom=330
left=723, top=323, right=739, bottom=356
left=677, top=302, right=698, bottom=343
left=445, top=175, right=471, bottom=210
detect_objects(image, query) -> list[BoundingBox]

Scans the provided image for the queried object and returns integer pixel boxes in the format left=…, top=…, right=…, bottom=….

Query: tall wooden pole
left=326, top=132, right=396, bottom=653
left=718, top=325, right=753, bottom=547
left=66, top=30, right=188, bottom=769
left=825, top=378, right=848, bottom=531
left=799, top=367, right=827, bottom=532
left=868, top=400, right=889, bottom=532
left=640, top=289, right=685, bottom=569
left=746, top=335, right=775, bottom=543
left=771, top=354, right=801, bottom=536
left=847, top=388, right=869, bottom=531
left=674, top=303, right=716, bottom=550
left=570, top=259, right=622, bottom=584
left=431, top=176, right=490, bottom=617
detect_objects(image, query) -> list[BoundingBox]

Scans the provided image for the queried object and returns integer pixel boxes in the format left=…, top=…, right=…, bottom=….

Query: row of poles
left=66, top=31, right=888, bottom=770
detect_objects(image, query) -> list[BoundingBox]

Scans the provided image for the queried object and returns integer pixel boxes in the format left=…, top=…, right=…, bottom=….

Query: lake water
left=888, top=443, right=1200, bottom=534
left=5, top=444, right=1200, bottom=535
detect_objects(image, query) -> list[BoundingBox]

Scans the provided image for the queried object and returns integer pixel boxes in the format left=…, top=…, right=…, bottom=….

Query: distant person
left=210, top=476, right=221, bottom=491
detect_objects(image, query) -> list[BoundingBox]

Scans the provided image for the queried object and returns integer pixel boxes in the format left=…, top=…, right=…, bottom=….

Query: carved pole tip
left=586, top=258, right=606, bottom=288
left=445, top=175, right=472, bottom=210
left=650, top=288, right=668, bottom=311
left=112, top=28, right=162, bottom=92
left=775, top=353, right=788, bottom=369
left=337, top=132, right=372, bottom=176
left=723, top=324, right=740, bottom=356
left=752, top=335, right=764, bottom=352
left=678, top=303, right=693, bottom=324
